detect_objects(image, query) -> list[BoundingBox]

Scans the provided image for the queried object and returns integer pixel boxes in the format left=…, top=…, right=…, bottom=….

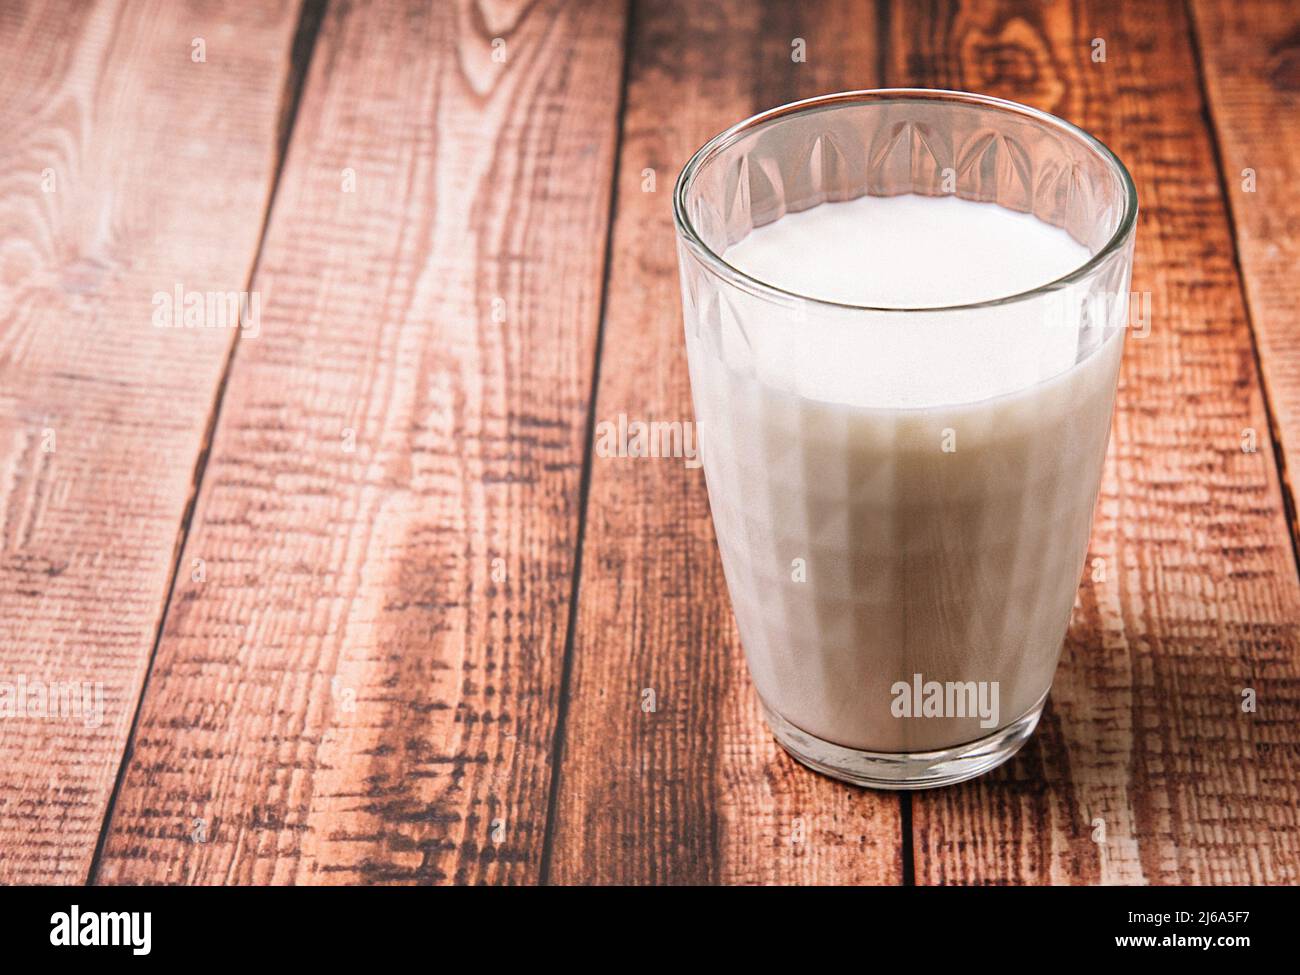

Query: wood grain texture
left=0, top=0, right=299, bottom=883
left=547, top=0, right=905, bottom=885
left=94, top=0, right=628, bottom=885
left=1191, top=0, right=1300, bottom=546
left=888, top=0, right=1300, bottom=884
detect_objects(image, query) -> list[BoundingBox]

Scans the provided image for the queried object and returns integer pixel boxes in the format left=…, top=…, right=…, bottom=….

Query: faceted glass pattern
left=673, top=90, right=1137, bottom=787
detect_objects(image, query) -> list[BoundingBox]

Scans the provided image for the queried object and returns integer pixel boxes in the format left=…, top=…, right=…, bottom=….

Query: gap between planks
left=85, top=0, right=331, bottom=885
left=1184, top=0, right=1300, bottom=581
left=537, top=0, right=638, bottom=886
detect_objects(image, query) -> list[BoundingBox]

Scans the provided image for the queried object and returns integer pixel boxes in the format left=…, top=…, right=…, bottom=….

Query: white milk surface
left=725, top=193, right=1085, bottom=309
left=687, top=194, right=1124, bottom=751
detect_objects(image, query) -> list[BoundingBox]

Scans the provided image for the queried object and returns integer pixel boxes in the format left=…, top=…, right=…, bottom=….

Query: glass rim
left=672, top=88, right=1139, bottom=314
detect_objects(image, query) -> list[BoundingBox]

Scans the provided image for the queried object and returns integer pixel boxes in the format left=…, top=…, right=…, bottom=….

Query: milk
left=686, top=194, right=1124, bottom=752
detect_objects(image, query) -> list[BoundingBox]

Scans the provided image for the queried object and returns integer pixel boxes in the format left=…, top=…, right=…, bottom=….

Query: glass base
left=762, top=692, right=1047, bottom=790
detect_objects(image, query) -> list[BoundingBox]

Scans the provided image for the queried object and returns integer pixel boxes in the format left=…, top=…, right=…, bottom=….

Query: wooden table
left=1, top=0, right=1297, bottom=886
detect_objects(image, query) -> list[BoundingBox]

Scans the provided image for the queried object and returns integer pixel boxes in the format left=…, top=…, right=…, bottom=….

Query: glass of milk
left=673, top=89, right=1138, bottom=788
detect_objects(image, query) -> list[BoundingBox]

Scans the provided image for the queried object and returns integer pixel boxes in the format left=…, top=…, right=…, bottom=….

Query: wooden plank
left=548, top=0, right=904, bottom=885
left=0, top=0, right=301, bottom=883
left=887, top=0, right=1300, bottom=884
left=1191, top=0, right=1300, bottom=545
left=94, top=0, right=629, bottom=885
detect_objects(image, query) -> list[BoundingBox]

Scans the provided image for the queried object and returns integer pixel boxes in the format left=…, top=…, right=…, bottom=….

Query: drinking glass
left=672, top=89, right=1138, bottom=788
